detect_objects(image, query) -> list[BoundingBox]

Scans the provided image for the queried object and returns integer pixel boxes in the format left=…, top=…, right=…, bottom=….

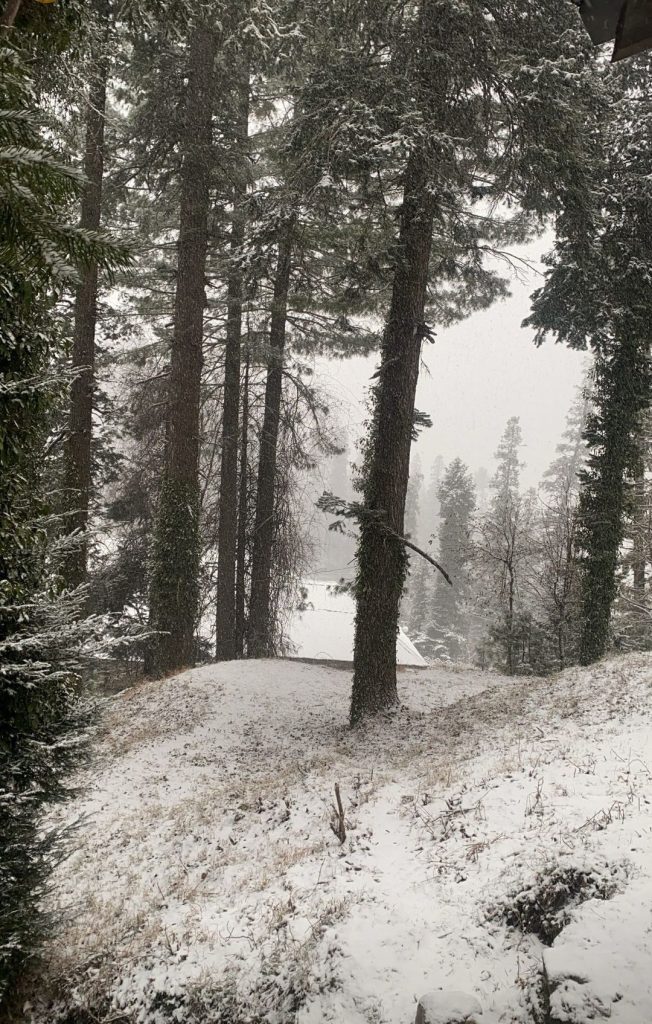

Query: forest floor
left=22, top=652, right=652, bottom=1024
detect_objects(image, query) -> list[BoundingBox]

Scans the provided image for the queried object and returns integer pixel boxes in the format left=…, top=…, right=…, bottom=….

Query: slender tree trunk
left=558, top=527, right=575, bottom=670
left=148, top=25, right=216, bottom=675
left=629, top=463, right=648, bottom=646
left=632, top=467, right=646, bottom=595
left=215, top=69, right=249, bottom=661
left=351, top=150, right=434, bottom=724
left=62, top=54, right=108, bottom=589
left=506, top=566, right=515, bottom=675
left=235, top=353, right=250, bottom=657
left=246, top=223, right=294, bottom=657
left=578, top=464, right=627, bottom=665
left=0, top=0, right=22, bottom=28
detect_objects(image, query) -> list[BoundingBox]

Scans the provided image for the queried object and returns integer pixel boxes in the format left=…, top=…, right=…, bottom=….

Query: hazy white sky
left=313, top=244, right=589, bottom=492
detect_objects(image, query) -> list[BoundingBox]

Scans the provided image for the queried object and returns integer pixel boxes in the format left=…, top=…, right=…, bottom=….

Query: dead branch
left=318, top=492, right=452, bottom=586
left=330, top=783, right=346, bottom=844
left=386, top=530, right=452, bottom=586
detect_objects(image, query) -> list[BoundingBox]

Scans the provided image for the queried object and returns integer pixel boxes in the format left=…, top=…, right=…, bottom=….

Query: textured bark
left=246, top=224, right=294, bottom=657
left=506, top=564, right=516, bottom=675
left=148, top=25, right=216, bottom=675
left=215, top=70, right=249, bottom=661
left=351, top=150, right=435, bottom=724
left=578, top=336, right=649, bottom=666
left=62, top=54, right=108, bottom=589
left=235, top=354, right=250, bottom=657
left=632, top=467, right=647, bottom=596
left=0, top=0, right=22, bottom=27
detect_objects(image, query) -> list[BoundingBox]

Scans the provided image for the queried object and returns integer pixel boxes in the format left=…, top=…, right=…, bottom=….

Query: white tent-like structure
left=284, top=580, right=427, bottom=668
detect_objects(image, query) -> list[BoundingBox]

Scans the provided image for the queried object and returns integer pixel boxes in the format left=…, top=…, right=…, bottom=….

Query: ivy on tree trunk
left=351, top=150, right=434, bottom=724
left=578, top=334, right=651, bottom=665
left=148, top=24, right=216, bottom=675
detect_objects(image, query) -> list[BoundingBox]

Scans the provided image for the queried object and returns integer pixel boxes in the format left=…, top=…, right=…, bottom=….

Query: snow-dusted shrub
left=493, top=861, right=626, bottom=945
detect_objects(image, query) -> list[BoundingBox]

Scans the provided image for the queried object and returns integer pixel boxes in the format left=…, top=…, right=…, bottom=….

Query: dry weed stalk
left=330, top=783, right=346, bottom=844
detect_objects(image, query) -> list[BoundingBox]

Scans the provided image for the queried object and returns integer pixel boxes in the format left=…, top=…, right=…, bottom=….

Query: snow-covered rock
left=542, top=878, right=652, bottom=1024
left=415, top=989, right=483, bottom=1023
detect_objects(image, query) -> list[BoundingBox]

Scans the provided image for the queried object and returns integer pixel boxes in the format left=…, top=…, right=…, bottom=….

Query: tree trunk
left=215, top=69, right=249, bottom=661
left=506, top=564, right=515, bottom=675
left=148, top=24, right=216, bottom=676
left=632, top=466, right=646, bottom=595
left=235, top=352, right=250, bottom=657
left=62, top=53, right=108, bottom=589
left=0, top=0, right=22, bottom=28
left=246, top=223, right=294, bottom=657
left=558, top=527, right=575, bottom=670
left=351, top=150, right=434, bottom=724
left=578, top=335, right=650, bottom=665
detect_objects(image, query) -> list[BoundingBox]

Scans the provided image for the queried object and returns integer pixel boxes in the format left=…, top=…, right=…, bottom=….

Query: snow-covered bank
left=26, top=655, right=652, bottom=1024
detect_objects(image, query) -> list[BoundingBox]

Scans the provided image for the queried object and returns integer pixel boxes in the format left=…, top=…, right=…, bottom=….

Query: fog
left=314, top=245, right=589, bottom=493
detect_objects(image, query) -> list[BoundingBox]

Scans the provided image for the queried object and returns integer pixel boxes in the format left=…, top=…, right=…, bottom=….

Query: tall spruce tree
left=0, top=40, right=126, bottom=998
left=247, top=219, right=295, bottom=657
left=148, top=19, right=219, bottom=674
left=475, top=418, right=528, bottom=675
left=576, top=341, right=650, bottom=662
left=616, top=410, right=652, bottom=647
left=214, top=62, right=250, bottom=662
left=406, top=454, right=444, bottom=642
left=536, top=389, right=588, bottom=668
left=428, top=458, right=475, bottom=661
left=61, top=2, right=111, bottom=590
left=527, top=54, right=652, bottom=664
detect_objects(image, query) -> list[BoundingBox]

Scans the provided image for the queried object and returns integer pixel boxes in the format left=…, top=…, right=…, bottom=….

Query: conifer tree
left=148, top=19, right=219, bottom=674
left=401, top=452, right=423, bottom=625
left=321, top=444, right=357, bottom=580
left=474, top=467, right=489, bottom=511
left=235, top=352, right=251, bottom=656
left=0, top=40, right=126, bottom=998
left=475, top=418, right=529, bottom=674
left=527, top=54, right=652, bottom=664
left=62, top=5, right=111, bottom=589
left=293, top=0, right=601, bottom=720
left=214, top=63, right=250, bottom=661
left=535, top=389, right=588, bottom=668
left=247, top=220, right=295, bottom=657
left=617, top=415, right=652, bottom=648
left=404, top=453, right=423, bottom=542
left=576, top=341, right=650, bottom=663
left=428, top=458, right=475, bottom=661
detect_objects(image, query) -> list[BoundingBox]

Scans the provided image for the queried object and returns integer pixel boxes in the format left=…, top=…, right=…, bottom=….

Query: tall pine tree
left=428, top=458, right=475, bottom=661
left=0, top=39, right=126, bottom=998
left=527, top=54, right=652, bottom=664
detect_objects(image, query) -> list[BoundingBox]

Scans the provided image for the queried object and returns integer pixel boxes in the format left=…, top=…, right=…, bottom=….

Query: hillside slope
left=26, top=654, right=652, bottom=1024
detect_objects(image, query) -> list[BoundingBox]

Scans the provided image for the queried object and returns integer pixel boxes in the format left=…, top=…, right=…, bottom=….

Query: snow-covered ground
left=27, top=654, right=652, bottom=1024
